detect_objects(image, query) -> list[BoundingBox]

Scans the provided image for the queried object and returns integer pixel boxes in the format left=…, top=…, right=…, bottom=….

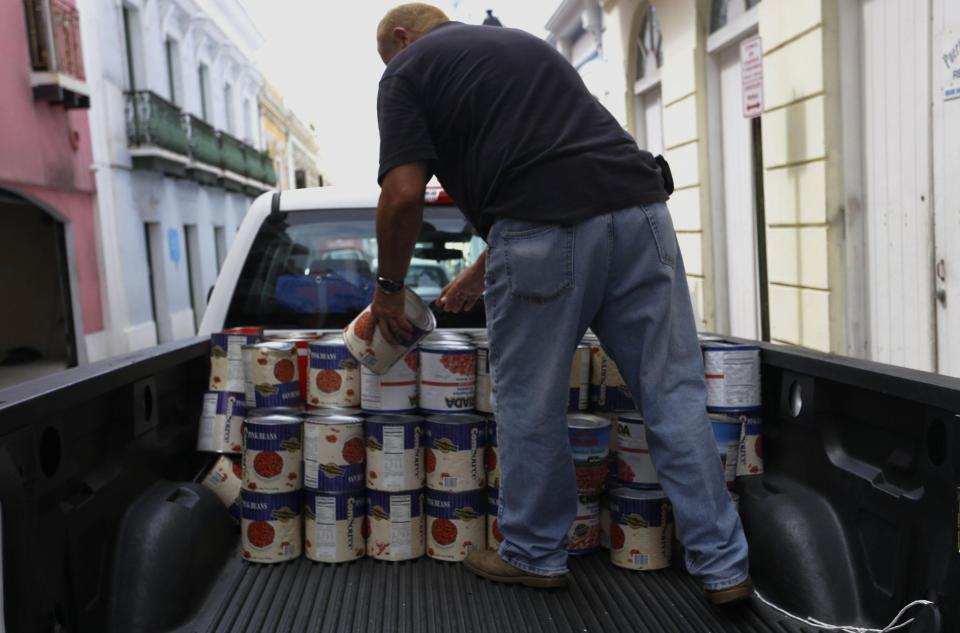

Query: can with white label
left=343, top=288, right=436, bottom=375
left=197, top=391, right=246, bottom=454
left=303, top=414, right=365, bottom=492
left=304, top=489, right=366, bottom=563
left=240, top=489, right=302, bottom=563
left=616, top=412, right=660, bottom=489
left=242, top=341, right=301, bottom=409
left=248, top=406, right=307, bottom=418
left=426, top=489, right=486, bottom=561
left=475, top=340, right=493, bottom=414
left=365, top=414, right=423, bottom=491
left=418, top=342, right=476, bottom=414
left=486, top=486, right=502, bottom=551
left=360, top=353, right=418, bottom=414
left=268, top=332, right=321, bottom=404
left=366, top=488, right=425, bottom=561
left=702, top=342, right=761, bottom=411
left=710, top=413, right=741, bottom=489
left=200, top=455, right=243, bottom=519
left=736, top=411, right=763, bottom=476
left=241, top=415, right=303, bottom=492
left=307, top=338, right=361, bottom=408
left=569, top=343, right=590, bottom=411
left=486, top=417, right=500, bottom=489
left=608, top=487, right=673, bottom=571
left=425, top=414, right=486, bottom=492
left=599, top=494, right=610, bottom=549
left=589, top=344, right=634, bottom=411
left=567, top=493, right=601, bottom=554
left=209, top=332, right=262, bottom=392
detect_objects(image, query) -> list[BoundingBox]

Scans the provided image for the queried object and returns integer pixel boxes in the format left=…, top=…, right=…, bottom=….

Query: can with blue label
left=367, top=488, right=425, bottom=561
left=419, top=342, right=477, bottom=414
left=710, top=413, right=742, bottom=489
left=608, top=487, right=673, bottom=571
left=426, top=489, right=486, bottom=561
left=240, top=489, right=302, bottom=563
left=486, top=417, right=500, bottom=488
left=242, top=415, right=303, bottom=492
left=197, top=391, right=247, bottom=453
left=425, top=414, right=486, bottom=492
left=242, top=341, right=301, bottom=409
left=365, top=414, right=423, bottom=491
left=308, top=338, right=361, bottom=408
left=209, top=331, right=262, bottom=392
left=486, top=486, right=502, bottom=550
left=303, top=414, right=365, bottom=492
left=736, top=411, right=763, bottom=476
left=589, top=344, right=634, bottom=411
left=568, top=413, right=612, bottom=462
left=306, top=406, right=363, bottom=417
left=304, top=489, right=366, bottom=563
left=200, top=455, right=243, bottom=520
left=615, top=412, right=660, bottom=489
left=702, top=342, right=761, bottom=411
left=360, top=356, right=419, bottom=414
left=248, top=405, right=307, bottom=418
left=567, top=493, right=601, bottom=554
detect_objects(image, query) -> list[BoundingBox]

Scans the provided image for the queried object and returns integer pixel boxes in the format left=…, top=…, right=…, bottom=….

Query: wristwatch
left=376, top=275, right=405, bottom=294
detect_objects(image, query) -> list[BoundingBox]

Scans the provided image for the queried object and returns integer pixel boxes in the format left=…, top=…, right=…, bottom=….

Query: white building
left=80, top=0, right=274, bottom=359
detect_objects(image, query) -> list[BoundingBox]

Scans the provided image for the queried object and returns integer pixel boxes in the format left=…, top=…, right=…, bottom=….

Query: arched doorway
left=0, top=189, right=78, bottom=387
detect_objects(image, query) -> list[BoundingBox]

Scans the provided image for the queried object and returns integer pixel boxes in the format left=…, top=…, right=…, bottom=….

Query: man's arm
left=370, top=161, right=430, bottom=344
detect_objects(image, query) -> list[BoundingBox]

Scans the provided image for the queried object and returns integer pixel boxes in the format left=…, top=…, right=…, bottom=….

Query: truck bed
left=174, top=552, right=810, bottom=633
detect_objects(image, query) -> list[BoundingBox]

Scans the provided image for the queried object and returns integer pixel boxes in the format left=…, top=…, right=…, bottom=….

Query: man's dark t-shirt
left=377, top=21, right=669, bottom=238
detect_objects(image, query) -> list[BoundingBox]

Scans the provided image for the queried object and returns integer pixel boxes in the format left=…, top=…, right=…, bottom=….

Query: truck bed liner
left=175, top=552, right=818, bottom=633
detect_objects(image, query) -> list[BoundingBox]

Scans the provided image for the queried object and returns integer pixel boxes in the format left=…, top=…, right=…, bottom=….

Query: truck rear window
left=224, top=206, right=487, bottom=330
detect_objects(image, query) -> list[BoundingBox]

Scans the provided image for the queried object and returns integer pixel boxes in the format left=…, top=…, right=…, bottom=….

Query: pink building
left=0, top=0, right=103, bottom=384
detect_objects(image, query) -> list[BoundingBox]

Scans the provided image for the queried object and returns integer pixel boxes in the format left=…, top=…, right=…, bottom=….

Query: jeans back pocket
left=641, top=203, right=678, bottom=268
left=501, top=223, right=574, bottom=302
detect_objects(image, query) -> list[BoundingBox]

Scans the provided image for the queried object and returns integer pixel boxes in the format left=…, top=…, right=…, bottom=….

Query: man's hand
left=437, top=254, right=486, bottom=313
left=371, top=286, right=414, bottom=345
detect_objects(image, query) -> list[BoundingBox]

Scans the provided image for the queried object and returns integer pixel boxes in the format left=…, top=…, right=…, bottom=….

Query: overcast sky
left=241, top=0, right=557, bottom=187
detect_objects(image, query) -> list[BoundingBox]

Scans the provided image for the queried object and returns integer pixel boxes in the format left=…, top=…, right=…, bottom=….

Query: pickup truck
left=1, top=187, right=956, bottom=633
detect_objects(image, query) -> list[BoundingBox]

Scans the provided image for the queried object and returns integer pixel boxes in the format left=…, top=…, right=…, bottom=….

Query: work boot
left=704, top=576, right=754, bottom=605
left=464, top=550, right=568, bottom=589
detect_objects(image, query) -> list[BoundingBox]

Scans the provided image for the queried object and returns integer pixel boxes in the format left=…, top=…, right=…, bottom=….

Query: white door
left=718, top=43, right=761, bottom=339
left=636, top=86, right=664, bottom=155
left=861, top=0, right=935, bottom=372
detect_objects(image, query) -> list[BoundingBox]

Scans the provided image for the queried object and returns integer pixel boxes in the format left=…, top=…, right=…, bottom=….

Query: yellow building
left=259, top=81, right=293, bottom=191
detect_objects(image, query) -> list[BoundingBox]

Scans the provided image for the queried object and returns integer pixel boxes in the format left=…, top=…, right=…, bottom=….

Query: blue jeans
left=484, top=203, right=748, bottom=590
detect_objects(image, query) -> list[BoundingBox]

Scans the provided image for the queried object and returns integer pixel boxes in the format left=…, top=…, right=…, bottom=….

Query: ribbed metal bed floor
left=173, top=552, right=822, bottom=633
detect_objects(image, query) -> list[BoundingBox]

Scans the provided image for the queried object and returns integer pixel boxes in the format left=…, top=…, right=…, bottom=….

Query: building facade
left=0, top=0, right=105, bottom=384
left=260, top=82, right=325, bottom=191
left=79, top=0, right=275, bottom=358
left=547, top=0, right=960, bottom=376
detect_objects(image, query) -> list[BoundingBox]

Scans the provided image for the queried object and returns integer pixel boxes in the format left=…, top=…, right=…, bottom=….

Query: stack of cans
left=567, top=413, right=610, bottom=555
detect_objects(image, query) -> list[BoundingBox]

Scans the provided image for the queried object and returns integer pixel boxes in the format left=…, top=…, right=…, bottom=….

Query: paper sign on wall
left=942, top=32, right=960, bottom=102
left=741, top=35, right=763, bottom=118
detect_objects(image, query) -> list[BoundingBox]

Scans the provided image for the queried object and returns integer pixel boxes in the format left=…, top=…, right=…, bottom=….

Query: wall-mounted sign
left=942, top=32, right=960, bottom=102
left=741, top=35, right=763, bottom=118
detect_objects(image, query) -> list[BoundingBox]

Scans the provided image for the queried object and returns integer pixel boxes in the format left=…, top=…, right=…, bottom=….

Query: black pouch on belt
left=654, top=154, right=674, bottom=196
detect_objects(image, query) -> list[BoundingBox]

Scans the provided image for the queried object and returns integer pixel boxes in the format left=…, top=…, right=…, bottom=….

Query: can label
left=575, top=460, right=608, bottom=495
left=736, top=412, right=763, bottom=476
left=476, top=346, right=493, bottom=414
left=243, top=345, right=300, bottom=408
left=599, top=499, right=610, bottom=549
left=240, top=490, right=303, bottom=563
left=360, top=354, right=418, bottom=413
left=569, top=346, right=590, bottom=411
left=426, top=489, right=486, bottom=561
left=210, top=333, right=261, bottom=392
left=568, top=426, right=611, bottom=462
left=616, top=416, right=660, bottom=489
left=304, top=490, right=366, bottom=563
left=711, top=415, right=741, bottom=488
left=201, top=455, right=243, bottom=519
left=567, top=494, right=601, bottom=554
left=426, top=419, right=486, bottom=492
left=268, top=337, right=315, bottom=404
left=303, top=420, right=364, bottom=492
left=486, top=417, right=500, bottom=489
left=343, top=300, right=432, bottom=374
left=486, top=487, right=502, bottom=550
left=589, top=346, right=634, bottom=411
left=308, top=343, right=361, bottom=408
left=418, top=347, right=477, bottom=413
left=197, top=391, right=246, bottom=453
left=242, top=419, right=303, bottom=492
left=703, top=344, right=761, bottom=410
left=367, top=489, right=425, bottom=561
left=366, top=420, right=423, bottom=491
left=609, top=493, right=673, bottom=570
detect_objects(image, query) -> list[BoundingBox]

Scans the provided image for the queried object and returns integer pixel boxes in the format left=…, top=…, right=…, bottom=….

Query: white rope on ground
left=752, top=589, right=934, bottom=633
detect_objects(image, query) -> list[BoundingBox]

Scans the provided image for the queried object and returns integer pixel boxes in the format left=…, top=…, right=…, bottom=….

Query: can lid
left=576, top=342, right=591, bottom=350
left=419, top=340, right=476, bottom=352
left=306, top=406, right=363, bottom=416
left=304, top=489, right=367, bottom=498
left=427, top=413, right=486, bottom=425
left=567, top=413, right=611, bottom=430
left=701, top=342, right=760, bottom=351
left=305, top=414, right=363, bottom=426
left=244, top=414, right=302, bottom=426
left=608, top=487, right=668, bottom=502
left=708, top=413, right=742, bottom=424
left=403, top=287, right=437, bottom=333
left=247, top=406, right=307, bottom=417
left=365, top=414, right=424, bottom=425
left=268, top=331, right=322, bottom=340
left=242, top=340, right=296, bottom=352
left=617, top=411, right=644, bottom=423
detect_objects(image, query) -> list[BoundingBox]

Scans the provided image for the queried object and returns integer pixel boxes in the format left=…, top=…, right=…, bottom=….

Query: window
left=633, top=4, right=664, bottom=154
left=318, top=174, right=324, bottom=187
left=710, top=0, right=762, bottom=33
left=295, top=170, right=306, bottom=189
left=214, top=226, right=227, bottom=272
left=198, top=64, right=211, bottom=120
left=635, top=5, right=663, bottom=82
left=164, top=38, right=182, bottom=105
left=121, top=6, right=145, bottom=90
left=224, top=84, right=235, bottom=134
left=242, top=98, right=252, bottom=143
left=184, top=225, right=204, bottom=327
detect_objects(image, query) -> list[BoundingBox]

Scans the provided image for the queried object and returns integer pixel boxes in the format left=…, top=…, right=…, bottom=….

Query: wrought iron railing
left=24, top=0, right=86, bottom=80
left=125, top=91, right=189, bottom=155
left=184, top=114, right=220, bottom=167
left=219, top=132, right=247, bottom=176
left=259, top=152, right=277, bottom=186
left=242, top=144, right=262, bottom=182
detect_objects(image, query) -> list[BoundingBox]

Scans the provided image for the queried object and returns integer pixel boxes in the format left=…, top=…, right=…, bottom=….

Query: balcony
left=219, top=132, right=247, bottom=192
left=184, top=114, right=220, bottom=186
left=125, top=91, right=189, bottom=176
left=24, top=0, right=90, bottom=108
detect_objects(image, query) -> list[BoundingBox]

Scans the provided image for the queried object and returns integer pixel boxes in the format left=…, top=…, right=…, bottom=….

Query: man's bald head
left=377, top=3, right=449, bottom=64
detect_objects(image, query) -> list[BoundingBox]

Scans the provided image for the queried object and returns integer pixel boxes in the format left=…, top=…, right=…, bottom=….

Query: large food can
left=426, top=489, right=486, bottom=561
left=486, top=487, right=502, bottom=551
left=569, top=343, right=591, bottom=411
left=307, top=406, right=364, bottom=417
left=710, top=413, right=742, bottom=489
left=242, top=341, right=301, bottom=409
left=197, top=391, right=246, bottom=453
left=360, top=353, right=418, bottom=414
left=615, top=412, right=660, bottom=489
left=567, top=493, right=601, bottom=554
left=599, top=495, right=610, bottom=549
left=568, top=413, right=612, bottom=462
left=303, top=414, right=365, bottom=492
left=589, top=344, right=634, bottom=411
left=200, top=455, right=243, bottom=519
left=304, top=489, right=366, bottom=563
left=241, top=415, right=303, bottom=492
left=418, top=342, right=477, bottom=414
left=269, top=332, right=321, bottom=404
left=365, top=414, right=424, bottom=491
left=608, top=487, right=673, bottom=571
left=475, top=341, right=493, bottom=414
left=486, top=417, right=500, bottom=489
left=240, top=489, right=302, bottom=563
left=736, top=411, right=763, bottom=476
left=343, top=288, right=436, bottom=375
left=575, top=460, right=608, bottom=495
left=248, top=406, right=307, bottom=418
left=425, top=414, right=486, bottom=492
left=702, top=342, right=761, bottom=411
left=307, top=338, right=361, bottom=408
left=209, top=332, right=262, bottom=392
left=366, top=489, right=425, bottom=561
